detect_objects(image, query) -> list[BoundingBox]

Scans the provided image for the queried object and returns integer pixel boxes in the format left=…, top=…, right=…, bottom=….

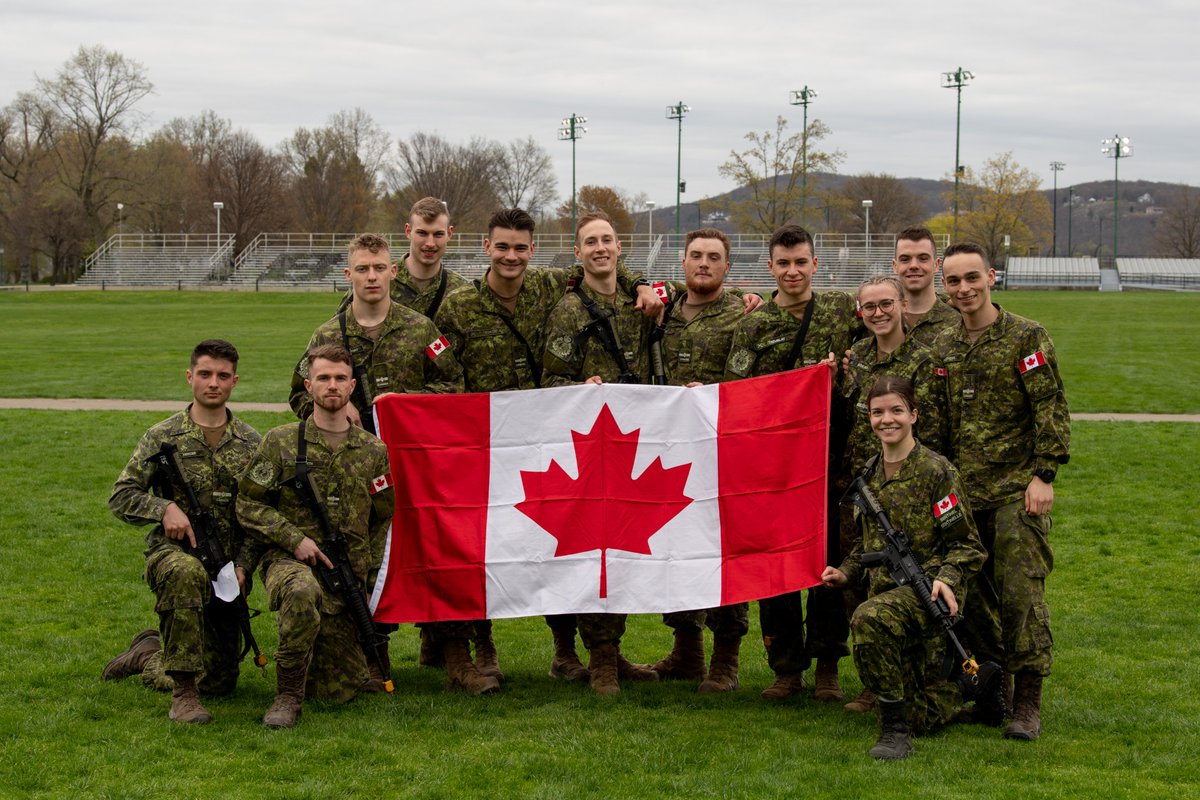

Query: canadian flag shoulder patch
left=1019, top=351, right=1046, bottom=373
left=652, top=281, right=669, bottom=302
left=426, top=335, right=450, bottom=360
left=932, top=492, right=959, bottom=518
left=935, top=367, right=948, bottom=377
left=370, top=473, right=392, bottom=495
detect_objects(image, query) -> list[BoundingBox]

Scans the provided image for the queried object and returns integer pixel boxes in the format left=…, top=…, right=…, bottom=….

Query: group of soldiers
left=103, top=197, right=1070, bottom=760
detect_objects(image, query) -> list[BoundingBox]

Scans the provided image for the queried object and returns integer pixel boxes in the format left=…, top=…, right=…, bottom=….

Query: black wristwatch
left=1033, top=468, right=1056, bottom=484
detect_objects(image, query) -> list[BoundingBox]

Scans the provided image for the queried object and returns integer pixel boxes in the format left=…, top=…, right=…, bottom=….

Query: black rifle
left=286, top=421, right=394, bottom=693
left=572, top=284, right=641, bottom=384
left=842, top=472, right=983, bottom=685
left=647, top=295, right=675, bottom=386
left=146, top=442, right=266, bottom=670
left=338, top=312, right=376, bottom=435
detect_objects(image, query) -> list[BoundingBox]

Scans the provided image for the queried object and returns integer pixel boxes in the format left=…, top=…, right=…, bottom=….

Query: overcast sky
left=3, top=0, right=1196, bottom=214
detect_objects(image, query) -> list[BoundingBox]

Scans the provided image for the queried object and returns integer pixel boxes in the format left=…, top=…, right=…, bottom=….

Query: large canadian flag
left=370, top=366, right=830, bottom=623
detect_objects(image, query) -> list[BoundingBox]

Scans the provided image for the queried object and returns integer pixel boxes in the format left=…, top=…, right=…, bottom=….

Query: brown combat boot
left=1004, top=673, right=1044, bottom=740
left=616, top=647, right=660, bottom=683
left=844, top=687, right=877, bottom=713
left=102, top=628, right=160, bottom=681
left=697, top=636, right=741, bottom=693
left=418, top=627, right=445, bottom=669
left=814, top=658, right=845, bottom=701
left=548, top=628, right=589, bottom=682
left=473, top=622, right=504, bottom=682
left=262, top=664, right=307, bottom=729
left=869, top=699, right=914, bottom=760
left=761, top=671, right=805, bottom=701
left=443, top=638, right=500, bottom=695
left=651, top=628, right=706, bottom=681
left=587, top=642, right=620, bottom=696
left=167, top=672, right=213, bottom=725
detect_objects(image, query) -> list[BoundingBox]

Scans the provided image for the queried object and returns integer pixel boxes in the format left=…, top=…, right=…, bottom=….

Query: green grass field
left=0, top=289, right=1197, bottom=798
left=1, top=289, right=1197, bottom=412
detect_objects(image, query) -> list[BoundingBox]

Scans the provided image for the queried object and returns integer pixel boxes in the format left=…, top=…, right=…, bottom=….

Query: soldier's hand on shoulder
left=162, top=502, right=196, bottom=549
left=634, top=284, right=665, bottom=317
left=742, top=293, right=764, bottom=313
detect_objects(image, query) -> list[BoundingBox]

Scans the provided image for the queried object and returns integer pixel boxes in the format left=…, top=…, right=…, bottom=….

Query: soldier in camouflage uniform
left=289, top=232, right=464, bottom=427
left=540, top=211, right=663, bottom=695
left=436, top=208, right=663, bottom=686
left=105, top=339, right=262, bottom=724
left=238, top=345, right=394, bottom=728
left=822, top=376, right=988, bottom=760
left=891, top=226, right=960, bottom=347
left=335, top=196, right=470, bottom=319
left=933, top=242, right=1070, bottom=741
left=724, top=224, right=863, bottom=703
left=837, top=274, right=951, bottom=714
left=644, top=228, right=750, bottom=693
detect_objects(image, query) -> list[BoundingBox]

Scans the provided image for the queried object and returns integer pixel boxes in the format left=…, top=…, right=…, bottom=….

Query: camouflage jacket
left=657, top=285, right=744, bottom=386
left=289, top=299, right=464, bottom=421
left=109, top=407, right=262, bottom=571
left=933, top=304, right=1070, bottom=509
left=904, top=298, right=961, bottom=348
left=336, top=258, right=471, bottom=320
left=842, top=335, right=951, bottom=477
left=543, top=282, right=653, bottom=386
left=435, top=266, right=598, bottom=392
left=723, top=290, right=863, bottom=383
left=236, top=421, right=393, bottom=588
left=840, top=443, right=986, bottom=597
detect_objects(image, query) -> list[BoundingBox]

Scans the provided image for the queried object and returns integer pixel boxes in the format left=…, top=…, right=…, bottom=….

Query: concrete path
left=1, top=398, right=1197, bottom=422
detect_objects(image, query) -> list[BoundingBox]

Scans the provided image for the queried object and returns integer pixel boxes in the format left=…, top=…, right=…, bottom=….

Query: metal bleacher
left=1115, top=259, right=1200, bottom=290
left=1004, top=257, right=1101, bottom=289
left=78, top=234, right=234, bottom=287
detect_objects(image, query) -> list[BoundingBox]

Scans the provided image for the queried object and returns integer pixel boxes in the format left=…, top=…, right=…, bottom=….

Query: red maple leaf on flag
left=515, top=403, right=693, bottom=599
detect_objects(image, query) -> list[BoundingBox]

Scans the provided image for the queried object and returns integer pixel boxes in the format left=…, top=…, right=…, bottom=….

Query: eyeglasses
left=859, top=298, right=897, bottom=315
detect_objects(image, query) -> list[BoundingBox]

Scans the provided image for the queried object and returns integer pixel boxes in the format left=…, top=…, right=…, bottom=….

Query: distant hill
left=646, top=174, right=1196, bottom=257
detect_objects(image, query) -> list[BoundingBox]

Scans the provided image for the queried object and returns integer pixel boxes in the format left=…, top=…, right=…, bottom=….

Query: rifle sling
left=782, top=294, right=817, bottom=371
left=572, top=282, right=635, bottom=378
left=424, top=267, right=449, bottom=321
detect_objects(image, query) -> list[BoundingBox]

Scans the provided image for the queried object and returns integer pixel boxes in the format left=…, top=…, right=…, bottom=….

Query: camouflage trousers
left=264, top=558, right=369, bottom=703
left=144, top=546, right=241, bottom=695
left=962, top=501, right=1054, bottom=676
left=577, top=613, right=627, bottom=650
left=663, top=602, right=750, bottom=639
left=851, top=586, right=961, bottom=734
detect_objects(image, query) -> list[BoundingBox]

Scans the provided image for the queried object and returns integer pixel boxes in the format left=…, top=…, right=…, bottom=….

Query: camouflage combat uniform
left=542, top=281, right=654, bottom=648
left=336, top=258, right=470, bottom=319
left=903, top=297, right=960, bottom=348
left=289, top=300, right=464, bottom=422
left=933, top=304, right=1069, bottom=676
left=656, top=286, right=749, bottom=639
left=236, top=421, right=394, bottom=702
left=838, top=444, right=986, bottom=733
left=842, top=335, right=951, bottom=477
left=108, top=407, right=261, bottom=694
left=724, top=291, right=863, bottom=673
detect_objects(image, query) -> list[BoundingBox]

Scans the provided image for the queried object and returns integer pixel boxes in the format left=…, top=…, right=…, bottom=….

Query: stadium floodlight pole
left=667, top=101, right=691, bottom=243
left=789, top=86, right=818, bottom=226
left=862, top=199, right=873, bottom=269
left=941, top=67, right=974, bottom=239
left=558, top=114, right=588, bottom=235
left=1067, top=187, right=1076, bottom=256
left=1100, top=135, right=1133, bottom=260
left=1050, top=162, right=1065, bottom=256
left=213, top=201, right=224, bottom=246
left=646, top=200, right=656, bottom=240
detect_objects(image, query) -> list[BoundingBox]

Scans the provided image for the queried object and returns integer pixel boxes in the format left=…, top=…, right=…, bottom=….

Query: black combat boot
left=870, top=699, right=914, bottom=760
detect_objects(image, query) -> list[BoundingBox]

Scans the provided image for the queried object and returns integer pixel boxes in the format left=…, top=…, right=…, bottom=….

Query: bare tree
left=718, top=115, right=844, bottom=233
left=281, top=109, right=389, bottom=231
left=556, top=185, right=634, bottom=234
left=495, top=136, right=558, bottom=216
left=0, top=92, right=62, bottom=278
left=836, top=173, right=926, bottom=234
left=1154, top=186, right=1200, bottom=258
left=35, top=45, right=153, bottom=252
left=388, top=132, right=504, bottom=230
left=211, top=130, right=291, bottom=250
